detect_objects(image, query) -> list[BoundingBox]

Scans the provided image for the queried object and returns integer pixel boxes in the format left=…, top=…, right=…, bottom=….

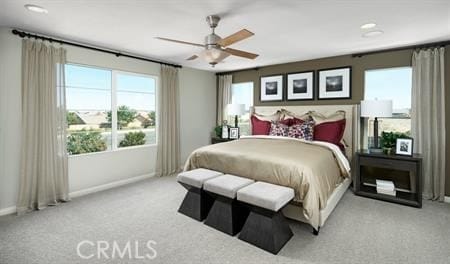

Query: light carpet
left=0, top=176, right=449, bottom=264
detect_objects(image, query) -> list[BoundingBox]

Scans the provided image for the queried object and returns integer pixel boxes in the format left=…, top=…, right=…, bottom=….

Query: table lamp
left=360, top=99, right=393, bottom=153
left=227, top=103, right=245, bottom=128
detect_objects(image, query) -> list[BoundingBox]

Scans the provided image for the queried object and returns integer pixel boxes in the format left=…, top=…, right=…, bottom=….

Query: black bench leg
left=313, top=227, right=320, bottom=236
left=178, top=183, right=214, bottom=221
left=238, top=206, right=293, bottom=254
left=204, top=196, right=249, bottom=236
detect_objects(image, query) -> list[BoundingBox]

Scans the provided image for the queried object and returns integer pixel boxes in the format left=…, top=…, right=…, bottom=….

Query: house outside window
left=65, top=64, right=157, bottom=155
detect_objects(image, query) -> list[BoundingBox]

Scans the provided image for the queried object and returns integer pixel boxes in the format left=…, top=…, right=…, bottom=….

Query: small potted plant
left=214, top=125, right=222, bottom=138
left=380, top=132, right=396, bottom=155
left=380, top=131, right=409, bottom=155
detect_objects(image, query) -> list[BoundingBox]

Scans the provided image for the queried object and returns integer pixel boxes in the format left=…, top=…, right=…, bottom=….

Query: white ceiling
left=1, top=0, right=449, bottom=72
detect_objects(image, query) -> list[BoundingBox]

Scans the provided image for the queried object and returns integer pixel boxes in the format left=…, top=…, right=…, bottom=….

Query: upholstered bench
left=177, top=168, right=223, bottom=221
left=203, top=174, right=254, bottom=235
left=237, top=182, right=295, bottom=254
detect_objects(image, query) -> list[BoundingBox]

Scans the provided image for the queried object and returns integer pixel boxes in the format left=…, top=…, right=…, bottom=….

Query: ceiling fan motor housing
left=205, top=33, right=221, bottom=48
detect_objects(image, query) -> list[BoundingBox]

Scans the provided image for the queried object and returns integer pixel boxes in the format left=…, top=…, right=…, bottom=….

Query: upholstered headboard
left=250, top=104, right=359, bottom=161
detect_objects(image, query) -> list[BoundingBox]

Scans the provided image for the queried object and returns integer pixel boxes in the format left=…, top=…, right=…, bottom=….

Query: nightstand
left=211, top=137, right=236, bottom=144
left=354, top=150, right=422, bottom=208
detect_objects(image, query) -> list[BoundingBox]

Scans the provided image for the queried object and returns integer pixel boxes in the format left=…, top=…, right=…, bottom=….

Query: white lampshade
left=360, top=100, right=393, bottom=118
left=227, top=104, right=245, bottom=116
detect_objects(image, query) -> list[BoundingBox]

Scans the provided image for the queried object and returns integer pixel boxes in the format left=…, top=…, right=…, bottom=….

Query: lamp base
left=368, top=148, right=383, bottom=154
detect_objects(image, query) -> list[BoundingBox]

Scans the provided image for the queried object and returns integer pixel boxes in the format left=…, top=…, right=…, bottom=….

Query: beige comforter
left=184, top=136, right=351, bottom=229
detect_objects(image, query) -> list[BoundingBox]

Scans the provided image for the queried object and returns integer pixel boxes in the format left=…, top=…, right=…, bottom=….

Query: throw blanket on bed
left=184, top=135, right=351, bottom=229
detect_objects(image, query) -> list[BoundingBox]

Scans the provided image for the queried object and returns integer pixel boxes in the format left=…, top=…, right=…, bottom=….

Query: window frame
left=231, top=81, right=254, bottom=111
left=363, top=66, right=412, bottom=148
left=363, top=66, right=412, bottom=115
left=65, top=63, right=158, bottom=156
left=231, top=81, right=254, bottom=136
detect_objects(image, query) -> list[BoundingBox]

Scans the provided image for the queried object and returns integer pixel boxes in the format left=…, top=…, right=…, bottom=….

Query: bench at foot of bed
left=177, top=169, right=223, bottom=221
left=236, top=182, right=294, bottom=254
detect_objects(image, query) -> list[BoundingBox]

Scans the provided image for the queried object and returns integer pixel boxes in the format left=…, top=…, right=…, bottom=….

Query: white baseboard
left=70, top=173, right=155, bottom=198
left=445, top=196, right=450, bottom=204
left=0, top=173, right=155, bottom=216
left=0, top=206, right=17, bottom=216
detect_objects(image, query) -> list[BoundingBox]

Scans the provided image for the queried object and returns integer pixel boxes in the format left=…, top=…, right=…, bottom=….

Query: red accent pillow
left=277, top=117, right=304, bottom=126
left=313, top=119, right=346, bottom=149
left=290, top=117, right=305, bottom=126
left=279, top=118, right=291, bottom=126
left=251, top=115, right=271, bottom=135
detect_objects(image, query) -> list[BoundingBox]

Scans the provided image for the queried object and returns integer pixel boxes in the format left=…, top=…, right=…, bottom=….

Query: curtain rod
left=217, top=39, right=450, bottom=75
left=12, top=29, right=182, bottom=68
left=352, top=40, right=450, bottom=57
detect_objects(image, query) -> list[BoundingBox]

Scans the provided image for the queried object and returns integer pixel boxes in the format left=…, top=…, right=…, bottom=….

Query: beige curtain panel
left=156, top=65, right=180, bottom=177
left=17, top=39, right=69, bottom=213
left=216, top=74, right=232, bottom=125
left=411, top=47, right=446, bottom=201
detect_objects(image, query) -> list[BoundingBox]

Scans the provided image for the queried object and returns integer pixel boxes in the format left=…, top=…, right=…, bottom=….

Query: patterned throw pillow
left=269, top=122, right=289, bottom=137
left=287, top=118, right=315, bottom=141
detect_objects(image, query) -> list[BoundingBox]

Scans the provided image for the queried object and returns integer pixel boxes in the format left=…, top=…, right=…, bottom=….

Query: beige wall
left=230, top=46, right=450, bottom=196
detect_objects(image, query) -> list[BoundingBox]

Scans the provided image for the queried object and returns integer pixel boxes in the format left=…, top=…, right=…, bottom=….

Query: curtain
left=217, top=74, right=232, bottom=125
left=17, top=39, right=69, bottom=213
left=156, top=65, right=180, bottom=177
left=411, top=47, right=446, bottom=201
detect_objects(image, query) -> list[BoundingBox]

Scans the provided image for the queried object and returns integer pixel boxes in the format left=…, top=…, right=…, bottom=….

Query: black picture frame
left=317, top=66, right=352, bottom=100
left=229, top=127, right=240, bottom=139
left=286, top=71, right=315, bottom=101
left=395, top=138, right=414, bottom=156
left=260, top=74, right=284, bottom=102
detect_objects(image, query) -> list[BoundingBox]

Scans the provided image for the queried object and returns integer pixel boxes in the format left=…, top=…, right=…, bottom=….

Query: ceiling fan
left=156, top=15, right=258, bottom=67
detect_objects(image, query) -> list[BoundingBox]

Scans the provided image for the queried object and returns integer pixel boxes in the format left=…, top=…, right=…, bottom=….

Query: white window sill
left=68, top=144, right=157, bottom=158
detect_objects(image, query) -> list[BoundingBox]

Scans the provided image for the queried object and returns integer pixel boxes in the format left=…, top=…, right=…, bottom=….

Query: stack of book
left=376, top=179, right=396, bottom=196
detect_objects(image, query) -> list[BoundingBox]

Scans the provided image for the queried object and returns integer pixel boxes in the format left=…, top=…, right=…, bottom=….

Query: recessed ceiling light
left=360, top=23, right=377, bottom=29
left=24, top=4, right=48, bottom=14
left=362, top=30, right=384, bottom=38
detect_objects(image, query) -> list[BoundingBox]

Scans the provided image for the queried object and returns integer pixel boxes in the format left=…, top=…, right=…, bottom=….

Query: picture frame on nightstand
left=229, top=127, right=240, bottom=139
left=396, top=138, right=413, bottom=156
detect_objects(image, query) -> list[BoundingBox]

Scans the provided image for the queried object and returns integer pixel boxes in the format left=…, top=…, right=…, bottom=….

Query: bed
left=184, top=105, right=359, bottom=231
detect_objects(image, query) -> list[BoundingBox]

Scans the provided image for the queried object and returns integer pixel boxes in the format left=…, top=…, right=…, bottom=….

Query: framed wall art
left=286, top=71, right=314, bottom=101
left=318, top=66, right=351, bottom=100
left=260, top=75, right=283, bottom=102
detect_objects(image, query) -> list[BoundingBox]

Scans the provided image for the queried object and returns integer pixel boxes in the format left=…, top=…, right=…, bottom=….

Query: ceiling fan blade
left=217, top=29, right=254, bottom=47
left=224, top=48, right=259, bottom=59
left=186, top=55, right=198, bottom=60
left=155, top=37, right=204, bottom=48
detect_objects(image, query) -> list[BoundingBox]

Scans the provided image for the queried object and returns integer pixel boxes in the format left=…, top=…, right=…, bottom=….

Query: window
left=364, top=67, right=412, bottom=145
left=231, top=82, right=254, bottom=135
left=66, top=64, right=157, bottom=155
left=115, top=72, right=156, bottom=148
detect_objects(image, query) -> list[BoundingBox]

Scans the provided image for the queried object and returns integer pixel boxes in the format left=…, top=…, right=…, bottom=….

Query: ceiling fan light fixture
left=156, top=14, right=258, bottom=67
left=201, top=48, right=230, bottom=66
